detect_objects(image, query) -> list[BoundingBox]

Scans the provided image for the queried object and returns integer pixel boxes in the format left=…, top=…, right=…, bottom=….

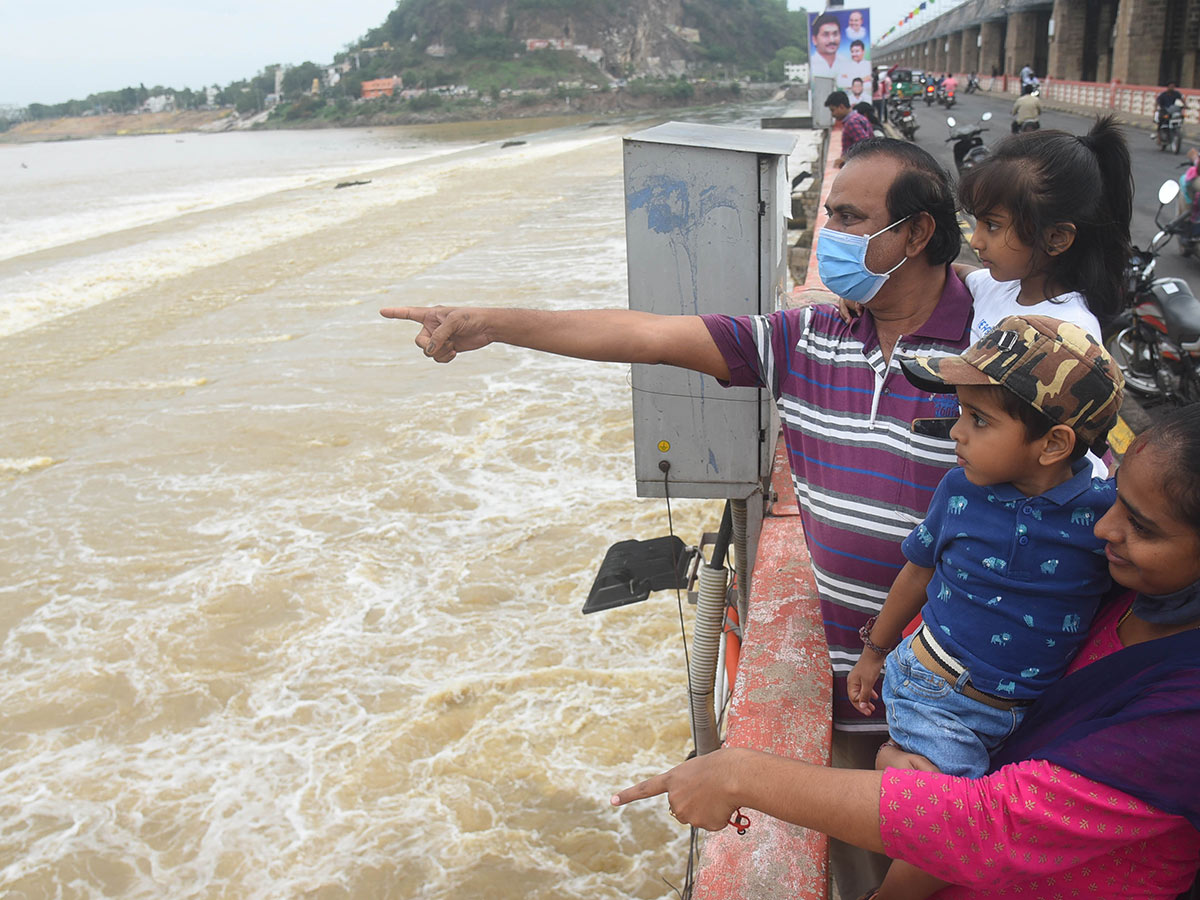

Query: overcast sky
left=4, top=1, right=948, bottom=108
left=1, top=0, right=401, bottom=107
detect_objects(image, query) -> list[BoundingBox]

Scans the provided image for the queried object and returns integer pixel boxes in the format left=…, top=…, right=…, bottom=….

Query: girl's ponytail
left=1077, top=116, right=1134, bottom=320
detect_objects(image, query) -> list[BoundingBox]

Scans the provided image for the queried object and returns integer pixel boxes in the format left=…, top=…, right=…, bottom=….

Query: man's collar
left=849, top=264, right=973, bottom=347
left=910, top=265, right=972, bottom=341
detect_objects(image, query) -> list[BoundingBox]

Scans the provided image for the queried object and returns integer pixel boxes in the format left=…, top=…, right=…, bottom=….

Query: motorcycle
left=945, top=112, right=992, bottom=173
left=964, top=73, right=980, bottom=94
left=1103, top=179, right=1200, bottom=405
left=924, top=81, right=937, bottom=106
left=889, top=98, right=918, bottom=141
left=937, top=84, right=956, bottom=108
left=1156, top=101, right=1185, bottom=154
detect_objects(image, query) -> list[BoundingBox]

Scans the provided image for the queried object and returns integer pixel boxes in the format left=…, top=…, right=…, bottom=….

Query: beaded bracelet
left=858, top=615, right=893, bottom=656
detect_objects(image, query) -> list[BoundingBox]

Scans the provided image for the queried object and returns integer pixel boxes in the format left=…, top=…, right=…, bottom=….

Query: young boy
left=847, top=315, right=1125, bottom=899
left=851, top=313, right=1125, bottom=772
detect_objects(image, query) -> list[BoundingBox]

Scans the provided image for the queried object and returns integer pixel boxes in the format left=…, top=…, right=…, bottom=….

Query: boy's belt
left=912, top=625, right=1034, bottom=712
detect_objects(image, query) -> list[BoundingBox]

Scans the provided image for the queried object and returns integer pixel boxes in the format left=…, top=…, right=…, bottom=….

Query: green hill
left=9, top=0, right=810, bottom=129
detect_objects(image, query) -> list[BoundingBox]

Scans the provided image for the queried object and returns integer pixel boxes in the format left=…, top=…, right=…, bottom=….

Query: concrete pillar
left=1095, top=0, right=1119, bottom=82
left=1005, top=11, right=1041, bottom=79
left=980, top=19, right=1006, bottom=78
left=962, top=25, right=982, bottom=75
left=1183, top=1, right=1200, bottom=89
left=1048, top=0, right=1086, bottom=80
left=1112, top=0, right=1168, bottom=86
left=926, top=38, right=938, bottom=72
left=947, top=30, right=965, bottom=74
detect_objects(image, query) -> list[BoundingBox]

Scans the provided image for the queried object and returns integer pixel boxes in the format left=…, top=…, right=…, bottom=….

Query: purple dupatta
left=990, top=622, right=1200, bottom=829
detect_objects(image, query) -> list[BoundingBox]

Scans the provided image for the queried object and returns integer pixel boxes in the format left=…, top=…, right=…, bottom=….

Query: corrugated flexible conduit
left=689, top=560, right=728, bottom=757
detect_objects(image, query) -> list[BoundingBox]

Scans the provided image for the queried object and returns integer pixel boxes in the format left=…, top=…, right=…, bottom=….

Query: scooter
left=1156, top=101, right=1185, bottom=154
left=889, top=98, right=918, bottom=141
left=945, top=112, right=992, bottom=173
left=1103, top=179, right=1200, bottom=405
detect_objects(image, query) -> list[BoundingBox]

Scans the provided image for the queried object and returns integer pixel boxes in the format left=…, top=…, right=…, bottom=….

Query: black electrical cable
left=660, top=459, right=696, bottom=900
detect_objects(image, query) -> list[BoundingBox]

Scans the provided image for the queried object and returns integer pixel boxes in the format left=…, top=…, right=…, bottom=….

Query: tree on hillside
left=768, top=45, right=806, bottom=81
left=282, top=62, right=325, bottom=96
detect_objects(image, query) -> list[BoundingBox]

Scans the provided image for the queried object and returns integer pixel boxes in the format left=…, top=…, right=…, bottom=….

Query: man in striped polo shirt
left=384, top=137, right=970, bottom=899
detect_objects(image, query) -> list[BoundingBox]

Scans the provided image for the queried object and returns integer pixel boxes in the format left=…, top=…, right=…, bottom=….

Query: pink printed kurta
left=880, top=761, right=1200, bottom=898
left=879, top=596, right=1200, bottom=898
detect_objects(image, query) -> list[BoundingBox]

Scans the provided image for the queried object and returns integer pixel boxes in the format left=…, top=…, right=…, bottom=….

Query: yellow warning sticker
left=657, top=440, right=671, bottom=453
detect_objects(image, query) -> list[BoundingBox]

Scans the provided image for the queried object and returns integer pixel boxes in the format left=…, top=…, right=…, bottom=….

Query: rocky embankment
left=3, top=82, right=778, bottom=142
left=2, top=109, right=237, bottom=143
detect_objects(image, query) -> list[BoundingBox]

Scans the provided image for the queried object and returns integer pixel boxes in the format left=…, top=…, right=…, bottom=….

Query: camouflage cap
left=901, top=314, right=1125, bottom=453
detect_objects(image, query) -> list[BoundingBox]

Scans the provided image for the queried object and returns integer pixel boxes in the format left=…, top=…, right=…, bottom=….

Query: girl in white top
left=953, top=115, right=1133, bottom=344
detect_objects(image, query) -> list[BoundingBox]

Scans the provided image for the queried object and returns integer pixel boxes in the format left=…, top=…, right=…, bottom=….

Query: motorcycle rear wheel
left=1105, top=324, right=1162, bottom=397
left=1172, top=131, right=1183, bottom=154
left=1181, top=367, right=1200, bottom=405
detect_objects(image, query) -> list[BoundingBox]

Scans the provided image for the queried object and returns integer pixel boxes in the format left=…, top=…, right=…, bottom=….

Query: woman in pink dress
left=613, top=404, right=1200, bottom=899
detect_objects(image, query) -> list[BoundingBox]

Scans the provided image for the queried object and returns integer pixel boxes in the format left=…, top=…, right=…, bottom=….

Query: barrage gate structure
left=875, top=0, right=1199, bottom=92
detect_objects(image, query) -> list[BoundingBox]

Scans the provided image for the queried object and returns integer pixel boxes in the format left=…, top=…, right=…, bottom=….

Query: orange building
left=361, top=77, right=401, bottom=100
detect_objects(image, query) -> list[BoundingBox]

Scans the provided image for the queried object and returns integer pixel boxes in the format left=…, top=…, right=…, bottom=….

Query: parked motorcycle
left=1103, top=179, right=1200, bottom=405
left=1156, top=101, right=1185, bottom=154
left=964, top=73, right=980, bottom=94
left=889, top=98, right=918, bottom=141
left=945, top=112, right=992, bottom=173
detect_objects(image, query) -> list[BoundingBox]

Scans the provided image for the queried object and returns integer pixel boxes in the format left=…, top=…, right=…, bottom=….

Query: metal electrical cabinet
left=622, top=122, right=796, bottom=500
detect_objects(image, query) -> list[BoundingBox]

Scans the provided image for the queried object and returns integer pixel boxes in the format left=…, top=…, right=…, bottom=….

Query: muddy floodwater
left=0, top=109, right=792, bottom=897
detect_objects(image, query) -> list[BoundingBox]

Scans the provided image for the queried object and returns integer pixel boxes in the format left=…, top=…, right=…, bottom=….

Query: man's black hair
left=850, top=39, right=865, bottom=50
left=843, top=138, right=962, bottom=266
left=824, top=90, right=850, bottom=109
left=811, top=12, right=840, bottom=35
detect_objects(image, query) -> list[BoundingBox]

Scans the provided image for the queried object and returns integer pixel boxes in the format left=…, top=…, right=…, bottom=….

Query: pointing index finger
left=611, top=772, right=669, bottom=807
left=379, top=306, right=424, bottom=321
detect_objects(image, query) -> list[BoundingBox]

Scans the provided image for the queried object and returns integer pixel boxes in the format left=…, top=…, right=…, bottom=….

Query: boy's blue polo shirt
left=902, top=462, right=1115, bottom=700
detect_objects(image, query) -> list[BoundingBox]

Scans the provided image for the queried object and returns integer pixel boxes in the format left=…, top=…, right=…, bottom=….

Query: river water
left=0, top=107, right=778, bottom=898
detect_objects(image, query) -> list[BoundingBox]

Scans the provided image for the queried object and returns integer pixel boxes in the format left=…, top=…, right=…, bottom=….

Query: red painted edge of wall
left=692, top=441, right=832, bottom=900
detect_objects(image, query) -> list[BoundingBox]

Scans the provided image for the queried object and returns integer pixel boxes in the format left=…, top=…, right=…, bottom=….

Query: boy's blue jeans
left=882, top=633, right=1027, bottom=777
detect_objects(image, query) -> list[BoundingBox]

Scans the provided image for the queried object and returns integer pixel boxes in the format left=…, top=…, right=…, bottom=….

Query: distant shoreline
left=2, top=83, right=781, bottom=144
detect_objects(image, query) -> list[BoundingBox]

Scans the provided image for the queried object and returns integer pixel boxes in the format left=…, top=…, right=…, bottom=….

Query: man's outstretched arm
left=379, top=306, right=732, bottom=381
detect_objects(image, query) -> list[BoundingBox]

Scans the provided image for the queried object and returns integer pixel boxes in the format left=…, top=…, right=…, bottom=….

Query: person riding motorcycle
left=1155, top=82, right=1187, bottom=146
left=1157, top=82, right=1185, bottom=119
left=1012, top=83, right=1042, bottom=133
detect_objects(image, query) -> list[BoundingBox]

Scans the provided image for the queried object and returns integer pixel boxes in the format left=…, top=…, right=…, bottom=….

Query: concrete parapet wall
left=692, top=442, right=831, bottom=900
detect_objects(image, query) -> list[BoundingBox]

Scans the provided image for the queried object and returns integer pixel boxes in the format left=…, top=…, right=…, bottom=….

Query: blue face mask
left=1132, top=578, right=1200, bottom=626
left=816, top=215, right=912, bottom=304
